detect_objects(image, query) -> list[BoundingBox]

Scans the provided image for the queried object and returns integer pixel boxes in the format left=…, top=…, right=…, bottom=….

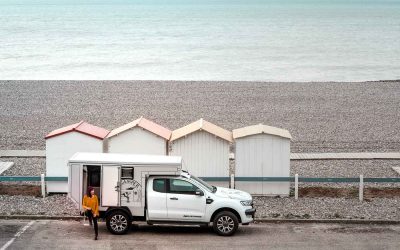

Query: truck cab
left=68, top=152, right=255, bottom=236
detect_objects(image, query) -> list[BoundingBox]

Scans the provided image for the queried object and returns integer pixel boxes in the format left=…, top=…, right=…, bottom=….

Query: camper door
left=101, top=165, right=120, bottom=207
left=69, top=163, right=83, bottom=208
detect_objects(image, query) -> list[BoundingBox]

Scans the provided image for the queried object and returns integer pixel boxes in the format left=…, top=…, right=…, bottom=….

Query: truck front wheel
left=212, top=211, right=239, bottom=236
left=106, top=210, right=131, bottom=235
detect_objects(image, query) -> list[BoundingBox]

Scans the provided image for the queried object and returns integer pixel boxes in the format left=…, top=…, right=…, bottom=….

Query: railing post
left=359, top=174, right=363, bottom=202
left=230, top=174, right=235, bottom=189
left=41, top=174, right=45, bottom=198
left=295, top=174, right=299, bottom=200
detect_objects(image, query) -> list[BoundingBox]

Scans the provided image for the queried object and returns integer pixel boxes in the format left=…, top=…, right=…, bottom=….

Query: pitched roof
left=107, top=117, right=172, bottom=140
left=232, top=124, right=292, bottom=140
left=170, top=118, right=233, bottom=142
left=45, top=121, right=110, bottom=140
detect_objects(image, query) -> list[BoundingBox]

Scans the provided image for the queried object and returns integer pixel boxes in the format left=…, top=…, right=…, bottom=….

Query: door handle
left=170, top=197, right=178, bottom=200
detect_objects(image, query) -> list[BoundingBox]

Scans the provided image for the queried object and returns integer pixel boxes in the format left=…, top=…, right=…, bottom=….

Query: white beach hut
left=233, top=124, right=291, bottom=196
left=169, top=118, right=233, bottom=187
left=104, top=117, right=171, bottom=155
left=45, top=121, right=109, bottom=193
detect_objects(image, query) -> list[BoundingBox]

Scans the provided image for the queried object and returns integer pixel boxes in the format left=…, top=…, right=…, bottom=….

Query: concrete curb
left=1, top=215, right=399, bottom=224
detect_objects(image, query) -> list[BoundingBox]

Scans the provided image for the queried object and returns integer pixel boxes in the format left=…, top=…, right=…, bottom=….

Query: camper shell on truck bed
left=68, top=152, right=182, bottom=217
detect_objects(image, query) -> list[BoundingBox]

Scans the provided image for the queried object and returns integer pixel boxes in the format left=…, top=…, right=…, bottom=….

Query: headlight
left=240, top=200, right=252, bottom=206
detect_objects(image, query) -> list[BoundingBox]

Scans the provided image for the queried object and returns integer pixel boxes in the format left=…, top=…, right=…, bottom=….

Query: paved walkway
left=1, top=150, right=400, bottom=160
left=0, top=150, right=45, bottom=158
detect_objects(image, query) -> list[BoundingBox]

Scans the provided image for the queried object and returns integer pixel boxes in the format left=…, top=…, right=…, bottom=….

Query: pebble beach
left=0, top=80, right=399, bottom=219
left=0, top=80, right=399, bottom=152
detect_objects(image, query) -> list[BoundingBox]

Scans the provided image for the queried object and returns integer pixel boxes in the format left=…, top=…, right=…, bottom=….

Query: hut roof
left=233, top=124, right=292, bottom=140
left=45, top=121, right=110, bottom=140
left=170, top=118, right=233, bottom=142
left=107, top=117, right=172, bottom=140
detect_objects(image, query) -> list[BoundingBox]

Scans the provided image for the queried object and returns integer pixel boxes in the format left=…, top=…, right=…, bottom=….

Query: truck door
left=147, top=178, right=168, bottom=220
left=101, top=166, right=120, bottom=207
left=166, top=178, right=206, bottom=221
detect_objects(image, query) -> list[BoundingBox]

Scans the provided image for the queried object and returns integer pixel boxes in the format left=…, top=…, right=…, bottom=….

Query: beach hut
left=169, top=118, right=233, bottom=187
left=45, top=121, right=109, bottom=193
left=104, top=117, right=171, bottom=155
left=233, top=124, right=291, bottom=196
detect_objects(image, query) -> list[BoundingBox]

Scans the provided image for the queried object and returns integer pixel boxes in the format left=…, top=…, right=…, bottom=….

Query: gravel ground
left=1, top=80, right=399, bottom=152
left=0, top=194, right=79, bottom=216
left=253, top=197, right=400, bottom=220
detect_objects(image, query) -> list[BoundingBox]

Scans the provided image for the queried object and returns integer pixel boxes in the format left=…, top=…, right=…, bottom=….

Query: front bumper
left=245, top=208, right=256, bottom=216
left=240, top=207, right=256, bottom=224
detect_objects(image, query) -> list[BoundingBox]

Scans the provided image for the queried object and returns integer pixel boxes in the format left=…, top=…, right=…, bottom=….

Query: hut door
left=101, top=166, right=120, bottom=207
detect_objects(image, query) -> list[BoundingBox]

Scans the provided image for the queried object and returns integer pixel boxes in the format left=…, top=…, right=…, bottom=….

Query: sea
left=0, top=0, right=399, bottom=81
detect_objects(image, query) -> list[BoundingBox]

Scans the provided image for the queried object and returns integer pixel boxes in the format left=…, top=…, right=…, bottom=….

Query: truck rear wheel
left=212, top=211, right=239, bottom=236
left=106, top=210, right=131, bottom=235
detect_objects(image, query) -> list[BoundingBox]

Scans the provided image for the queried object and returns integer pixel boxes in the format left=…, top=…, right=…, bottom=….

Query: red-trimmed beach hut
left=45, top=121, right=109, bottom=193
left=104, top=117, right=171, bottom=155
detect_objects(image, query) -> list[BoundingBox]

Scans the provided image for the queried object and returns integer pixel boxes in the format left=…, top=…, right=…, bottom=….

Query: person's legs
left=93, top=215, right=98, bottom=240
left=85, top=211, right=93, bottom=226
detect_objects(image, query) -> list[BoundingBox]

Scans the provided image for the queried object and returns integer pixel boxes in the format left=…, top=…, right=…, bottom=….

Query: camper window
left=153, top=179, right=166, bottom=193
left=121, top=167, right=134, bottom=179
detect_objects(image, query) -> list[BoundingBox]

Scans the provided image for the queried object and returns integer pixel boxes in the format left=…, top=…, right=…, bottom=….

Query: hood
left=214, top=187, right=252, bottom=200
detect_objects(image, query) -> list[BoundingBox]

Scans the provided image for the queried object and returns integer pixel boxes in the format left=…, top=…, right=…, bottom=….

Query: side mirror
left=195, top=189, right=204, bottom=196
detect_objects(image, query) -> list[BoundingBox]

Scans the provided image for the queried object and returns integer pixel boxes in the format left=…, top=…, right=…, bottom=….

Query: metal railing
left=202, top=175, right=400, bottom=201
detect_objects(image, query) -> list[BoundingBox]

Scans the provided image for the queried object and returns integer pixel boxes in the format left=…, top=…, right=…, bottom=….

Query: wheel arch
left=210, top=207, right=242, bottom=223
left=105, top=207, right=133, bottom=220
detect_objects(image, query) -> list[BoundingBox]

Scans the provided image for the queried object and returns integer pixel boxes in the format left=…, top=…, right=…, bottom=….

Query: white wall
left=169, top=131, right=230, bottom=187
left=106, top=127, right=167, bottom=155
left=46, top=132, right=103, bottom=193
left=234, top=134, right=290, bottom=196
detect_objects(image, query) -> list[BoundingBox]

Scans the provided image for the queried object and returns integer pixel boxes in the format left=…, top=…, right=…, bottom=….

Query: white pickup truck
left=68, top=152, right=255, bottom=236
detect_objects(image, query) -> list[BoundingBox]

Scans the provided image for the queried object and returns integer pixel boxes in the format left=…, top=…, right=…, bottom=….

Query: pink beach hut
left=45, top=121, right=109, bottom=193
left=104, top=117, right=171, bottom=155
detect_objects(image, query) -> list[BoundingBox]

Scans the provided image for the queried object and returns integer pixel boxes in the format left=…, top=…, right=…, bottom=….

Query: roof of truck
left=69, top=152, right=182, bottom=166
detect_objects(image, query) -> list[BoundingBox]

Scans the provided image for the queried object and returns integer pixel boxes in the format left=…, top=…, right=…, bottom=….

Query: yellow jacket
left=83, top=195, right=99, bottom=217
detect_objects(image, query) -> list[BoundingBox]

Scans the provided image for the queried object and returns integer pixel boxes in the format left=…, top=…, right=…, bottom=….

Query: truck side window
left=169, top=179, right=198, bottom=195
left=153, top=179, right=166, bottom=193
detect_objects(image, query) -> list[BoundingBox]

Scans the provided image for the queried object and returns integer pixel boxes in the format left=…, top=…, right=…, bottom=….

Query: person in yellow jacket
left=83, top=186, right=99, bottom=240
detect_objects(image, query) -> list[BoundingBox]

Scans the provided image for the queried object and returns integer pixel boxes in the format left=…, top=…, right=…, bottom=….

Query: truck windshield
left=190, top=175, right=215, bottom=193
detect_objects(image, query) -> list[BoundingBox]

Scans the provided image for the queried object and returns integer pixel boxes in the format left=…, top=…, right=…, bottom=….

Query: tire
left=212, top=211, right=239, bottom=236
left=106, top=210, right=132, bottom=235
